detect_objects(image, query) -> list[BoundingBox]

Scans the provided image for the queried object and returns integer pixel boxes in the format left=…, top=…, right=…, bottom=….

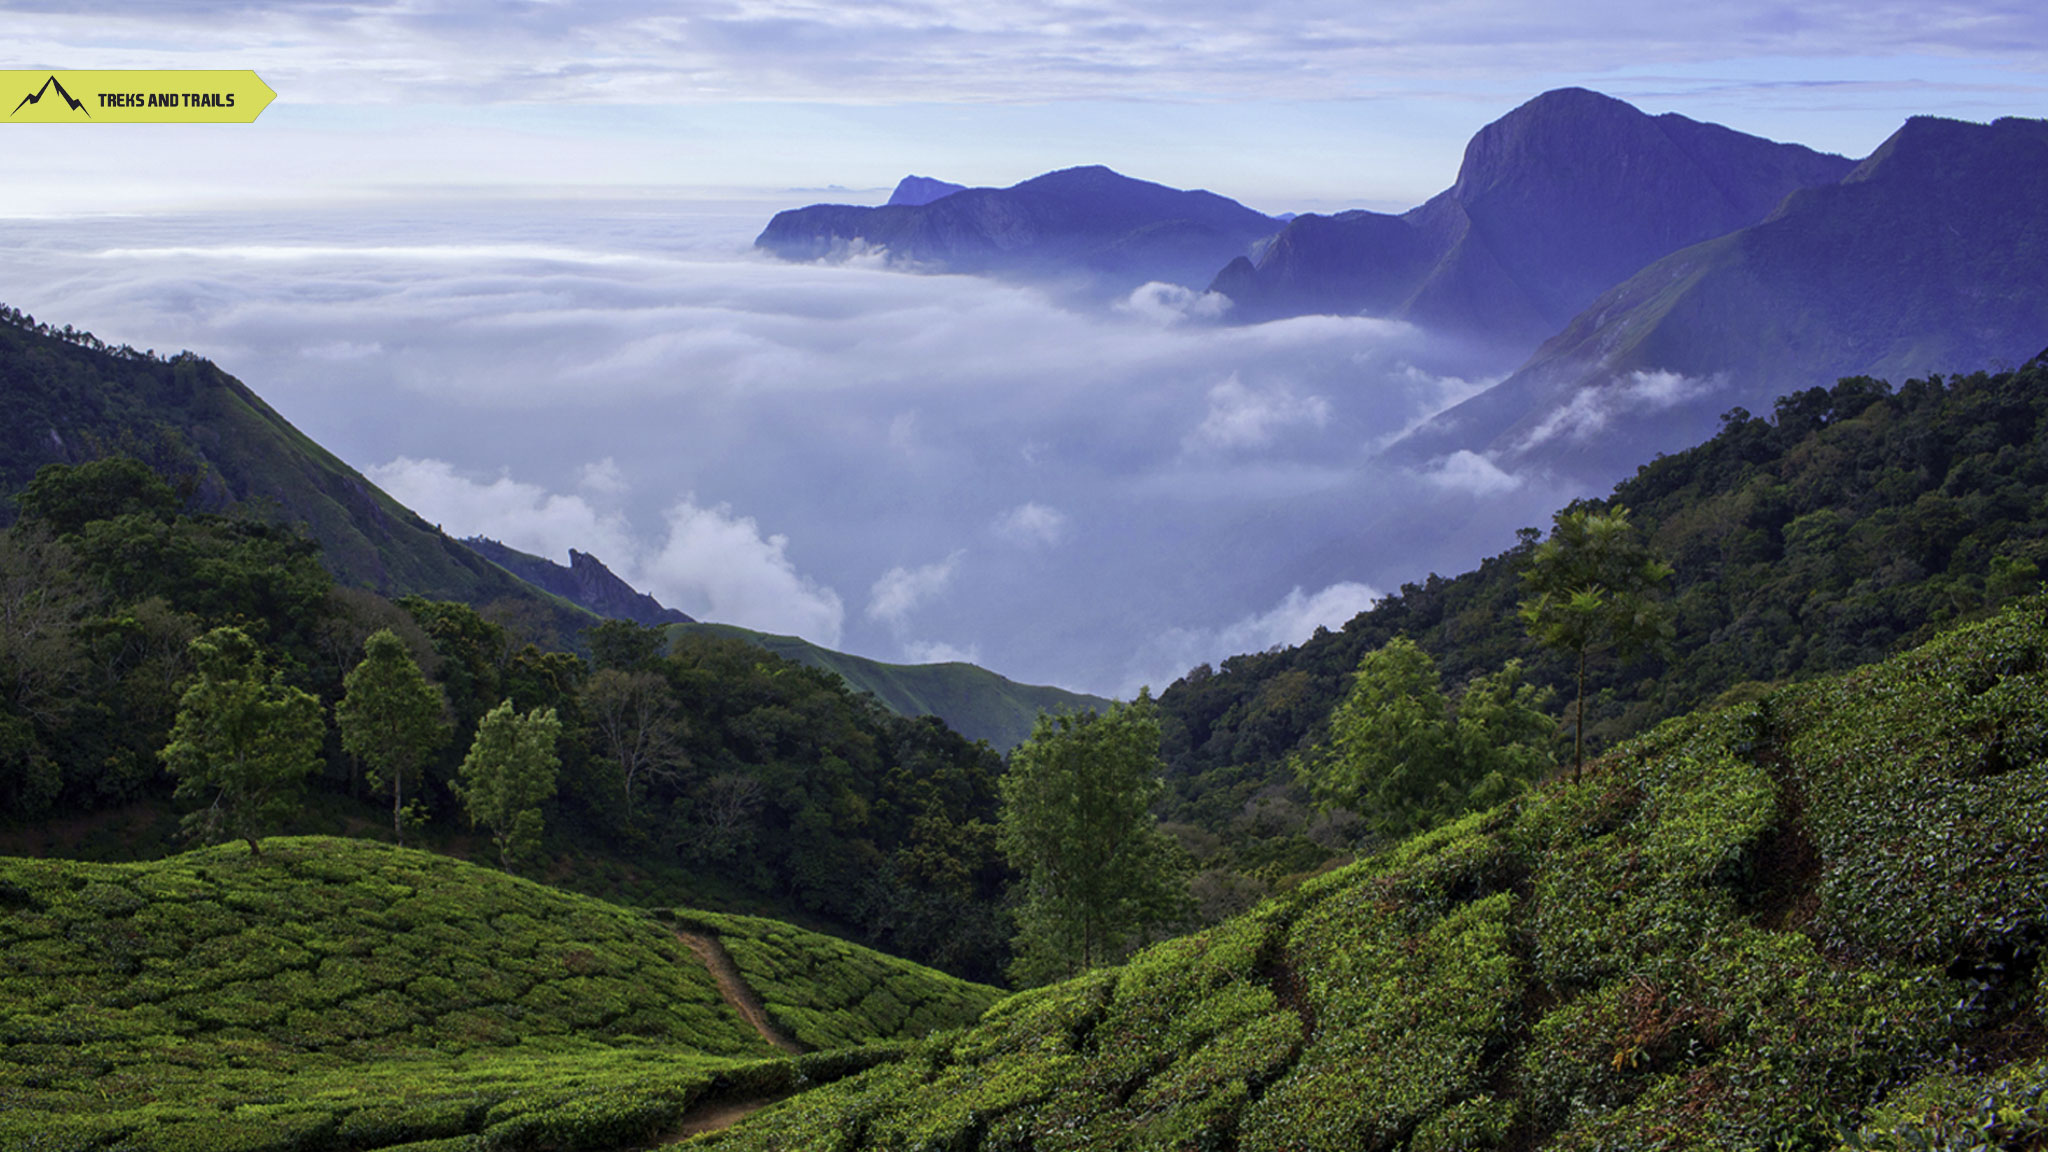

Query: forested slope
left=1159, top=355, right=2048, bottom=846
left=696, top=596, right=2048, bottom=1151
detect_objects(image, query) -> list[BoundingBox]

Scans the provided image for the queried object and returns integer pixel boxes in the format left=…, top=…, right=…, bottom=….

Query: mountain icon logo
left=12, top=75, right=90, bottom=118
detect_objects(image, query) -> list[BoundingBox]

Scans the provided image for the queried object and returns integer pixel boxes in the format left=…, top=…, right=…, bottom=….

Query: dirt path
left=674, top=928, right=805, bottom=1055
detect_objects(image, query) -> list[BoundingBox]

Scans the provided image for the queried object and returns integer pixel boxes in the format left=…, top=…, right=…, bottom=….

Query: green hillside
left=671, top=622, right=1113, bottom=751
left=1159, top=357, right=2048, bottom=871
left=694, top=596, right=2048, bottom=1151
left=0, top=836, right=997, bottom=1151
left=673, top=910, right=1007, bottom=1051
left=0, top=307, right=590, bottom=638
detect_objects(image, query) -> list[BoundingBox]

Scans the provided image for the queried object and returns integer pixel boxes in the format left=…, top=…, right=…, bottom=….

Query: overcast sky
left=2, top=3, right=2044, bottom=696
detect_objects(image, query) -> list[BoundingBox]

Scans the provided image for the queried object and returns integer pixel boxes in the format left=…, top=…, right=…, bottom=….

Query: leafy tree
left=1518, top=504, right=1672, bottom=779
left=998, top=695, right=1187, bottom=985
left=583, top=667, right=687, bottom=817
left=586, top=618, right=667, bottom=672
left=159, top=626, right=325, bottom=856
left=454, top=700, right=562, bottom=869
left=336, top=629, right=449, bottom=845
left=1299, top=638, right=1553, bottom=841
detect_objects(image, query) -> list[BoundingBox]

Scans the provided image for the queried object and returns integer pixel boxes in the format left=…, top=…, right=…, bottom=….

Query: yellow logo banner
left=4, top=71, right=275, bottom=123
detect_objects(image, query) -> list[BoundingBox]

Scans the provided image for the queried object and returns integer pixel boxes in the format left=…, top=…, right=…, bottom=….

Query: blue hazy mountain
left=756, top=165, right=1281, bottom=295
left=1210, top=89, right=1854, bottom=350
left=885, top=175, right=967, bottom=206
left=1393, top=113, right=2048, bottom=480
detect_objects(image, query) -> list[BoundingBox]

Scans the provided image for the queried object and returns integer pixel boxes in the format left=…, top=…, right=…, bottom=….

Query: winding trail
left=674, top=927, right=805, bottom=1055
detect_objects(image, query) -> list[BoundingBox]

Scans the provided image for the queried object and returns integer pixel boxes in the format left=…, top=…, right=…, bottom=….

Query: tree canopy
left=998, top=696, right=1187, bottom=985
left=159, top=626, right=325, bottom=855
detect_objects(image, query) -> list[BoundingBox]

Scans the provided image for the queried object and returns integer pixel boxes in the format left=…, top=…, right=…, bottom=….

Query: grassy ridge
left=0, top=838, right=961, bottom=1150
left=670, top=622, right=1112, bottom=751
left=694, top=597, right=2048, bottom=1150
left=673, top=910, right=1005, bottom=1051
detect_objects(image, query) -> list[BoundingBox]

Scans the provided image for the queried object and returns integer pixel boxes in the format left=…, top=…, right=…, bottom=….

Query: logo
left=11, top=75, right=89, bottom=118
left=3, top=71, right=274, bottom=123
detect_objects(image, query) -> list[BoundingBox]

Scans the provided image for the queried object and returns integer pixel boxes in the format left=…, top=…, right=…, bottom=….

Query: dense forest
left=1157, top=352, right=2048, bottom=904
left=0, top=456, right=1015, bottom=982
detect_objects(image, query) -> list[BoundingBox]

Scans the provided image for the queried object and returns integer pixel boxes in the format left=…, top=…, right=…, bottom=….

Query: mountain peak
left=885, top=175, right=966, bottom=207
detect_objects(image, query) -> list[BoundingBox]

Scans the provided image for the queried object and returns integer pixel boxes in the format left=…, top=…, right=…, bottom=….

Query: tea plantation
left=692, top=596, right=2048, bottom=1151
left=0, top=838, right=996, bottom=1150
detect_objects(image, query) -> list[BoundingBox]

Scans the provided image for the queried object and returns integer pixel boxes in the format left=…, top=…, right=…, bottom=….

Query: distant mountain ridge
left=670, top=622, right=1112, bottom=751
left=1209, top=88, right=1854, bottom=348
left=1397, top=112, right=2048, bottom=479
left=756, top=165, right=1281, bottom=294
left=464, top=536, right=694, bottom=627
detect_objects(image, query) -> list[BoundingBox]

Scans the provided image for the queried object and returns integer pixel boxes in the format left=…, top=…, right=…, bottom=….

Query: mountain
left=464, top=536, right=694, bottom=627
left=1397, top=113, right=2048, bottom=480
left=755, top=165, right=1281, bottom=294
left=885, top=175, right=966, bottom=206
left=0, top=308, right=591, bottom=633
left=670, top=621, right=1112, bottom=751
left=1210, top=88, right=1853, bottom=349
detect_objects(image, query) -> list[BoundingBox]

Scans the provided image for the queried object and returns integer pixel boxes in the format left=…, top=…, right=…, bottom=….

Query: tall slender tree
left=1518, top=504, right=1673, bottom=779
left=336, top=628, right=448, bottom=845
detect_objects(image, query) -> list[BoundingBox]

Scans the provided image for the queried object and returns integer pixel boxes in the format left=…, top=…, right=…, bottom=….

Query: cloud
left=993, top=503, right=1069, bottom=548
left=640, top=499, right=846, bottom=646
left=1117, top=282, right=1233, bottom=326
left=9, top=200, right=1569, bottom=696
left=1516, top=369, right=1723, bottom=450
left=1185, top=374, right=1332, bottom=453
left=867, top=551, right=966, bottom=625
left=6, top=2, right=2038, bottom=108
left=579, top=457, right=629, bottom=495
left=366, top=456, right=636, bottom=566
left=1421, top=449, right=1522, bottom=496
left=1123, top=582, right=1382, bottom=696
left=903, top=639, right=981, bottom=665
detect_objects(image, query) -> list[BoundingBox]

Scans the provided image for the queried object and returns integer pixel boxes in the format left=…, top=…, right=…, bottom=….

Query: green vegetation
left=999, top=697, right=1188, bottom=984
left=159, top=626, right=326, bottom=855
left=697, top=596, right=2048, bottom=1150
left=1297, top=637, right=1553, bottom=842
left=1517, top=503, right=1672, bottom=775
left=455, top=700, right=562, bottom=868
left=337, top=628, right=449, bottom=845
left=0, top=836, right=1003, bottom=1151
left=672, top=910, right=1006, bottom=1051
left=1160, top=358, right=2048, bottom=889
left=0, top=455, right=1018, bottom=981
left=672, top=621, right=1113, bottom=752
left=0, top=306, right=592, bottom=635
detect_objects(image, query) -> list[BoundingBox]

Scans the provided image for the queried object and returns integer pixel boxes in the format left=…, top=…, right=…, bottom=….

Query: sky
left=2, top=2, right=2045, bottom=696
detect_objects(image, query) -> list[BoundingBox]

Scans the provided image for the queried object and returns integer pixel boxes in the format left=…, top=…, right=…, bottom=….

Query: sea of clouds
left=0, top=196, right=1584, bottom=696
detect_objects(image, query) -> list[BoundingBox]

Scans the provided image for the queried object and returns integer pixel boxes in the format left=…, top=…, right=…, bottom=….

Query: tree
left=336, top=628, right=449, bottom=845
left=1518, top=504, right=1673, bottom=779
left=583, top=667, right=687, bottom=817
left=1298, top=638, right=1553, bottom=841
left=454, top=700, right=561, bottom=869
left=998, top=695, right=1187, bottom=985
left=159, top=626, right=325, bottom=856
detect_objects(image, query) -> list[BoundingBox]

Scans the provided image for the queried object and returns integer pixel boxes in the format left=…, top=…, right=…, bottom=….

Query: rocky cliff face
left=464, top=537, right=693, bottom=627
left=1212, top=88, right=1854, bottom=347
left=1391, top=113, right=2048, bottom=482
